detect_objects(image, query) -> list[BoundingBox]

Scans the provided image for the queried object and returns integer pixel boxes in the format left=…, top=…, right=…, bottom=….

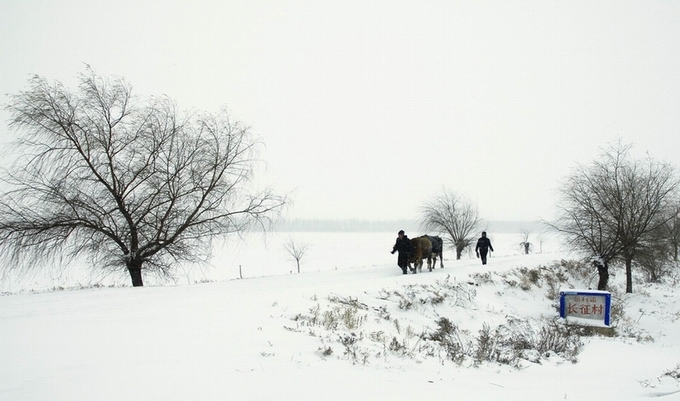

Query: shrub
left=423, top=317, right=471, bottom=365
left=472, top=317, right=582, bottom=366
left=663, top=364, right=680, bottom=380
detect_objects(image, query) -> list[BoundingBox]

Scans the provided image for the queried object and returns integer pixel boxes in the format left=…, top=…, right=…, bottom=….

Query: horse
left=409, top=236, right=432, bottom=273
left=424, top=235, right=444, bottom=270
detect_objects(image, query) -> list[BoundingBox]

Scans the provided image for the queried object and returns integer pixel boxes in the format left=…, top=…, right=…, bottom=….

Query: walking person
left=475, top=231, right=494, bottom=265
left=391, top=230, right=413, bottom=274
left=591, top=256, right=609, bottom=291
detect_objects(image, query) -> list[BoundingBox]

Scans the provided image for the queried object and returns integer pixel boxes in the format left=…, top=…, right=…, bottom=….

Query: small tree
left=0, top=69, right=286, bottom=286
left=420, top=189, right=481, bottom=259
left=519, top=229, right=532, bottom=254
left=284, top=238, right=309, bottom=273
left=536, top=232, right=546, bottom=254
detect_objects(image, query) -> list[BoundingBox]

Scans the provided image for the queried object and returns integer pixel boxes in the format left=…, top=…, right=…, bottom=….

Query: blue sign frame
left=560, top=290, right=611, bottom=327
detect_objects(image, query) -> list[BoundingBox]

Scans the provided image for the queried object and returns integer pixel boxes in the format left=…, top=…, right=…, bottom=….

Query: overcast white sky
left=2, top=1, right=680, bottom=222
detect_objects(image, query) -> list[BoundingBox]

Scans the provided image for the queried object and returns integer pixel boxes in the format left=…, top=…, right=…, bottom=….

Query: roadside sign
left=559, top=290, right=611, bottom=327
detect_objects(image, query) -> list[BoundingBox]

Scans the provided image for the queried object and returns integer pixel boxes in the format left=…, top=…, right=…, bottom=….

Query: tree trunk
left=597, top=266, right=609, bottom=291
left=456, top=244, right=463, bottom=260
left=625, top=257, right=633, bottom=293
left=127, top=263, right=144, bottom=287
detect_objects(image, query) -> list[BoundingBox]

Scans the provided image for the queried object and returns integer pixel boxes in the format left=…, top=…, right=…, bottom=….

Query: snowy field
left=1, top=231, right=679, bottom=400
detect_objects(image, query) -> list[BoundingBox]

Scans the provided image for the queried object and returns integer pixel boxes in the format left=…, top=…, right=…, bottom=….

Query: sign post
left=559, top=290, right=611, bottom=327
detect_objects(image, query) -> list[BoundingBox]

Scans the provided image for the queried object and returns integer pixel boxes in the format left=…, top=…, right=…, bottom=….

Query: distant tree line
left=275, top=219, right=420, bottom=232
left=275, top=218, right=538, bottom=234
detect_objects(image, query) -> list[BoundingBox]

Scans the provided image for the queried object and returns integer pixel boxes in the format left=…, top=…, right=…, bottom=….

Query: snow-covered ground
left=1, top=232, right=679, bottom=400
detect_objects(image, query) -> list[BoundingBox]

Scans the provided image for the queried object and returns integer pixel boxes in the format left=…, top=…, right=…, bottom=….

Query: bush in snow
left=421, top=317, right=472, bottom=365
left=664, top=364, right=680, bottom=380
left=471, top=317, right=582, bottom=367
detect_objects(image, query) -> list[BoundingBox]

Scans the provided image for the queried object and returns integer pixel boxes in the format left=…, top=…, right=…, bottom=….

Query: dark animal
left=409, top=236, right=432, bottom=273
left=424, top=235, right=444, bottom=270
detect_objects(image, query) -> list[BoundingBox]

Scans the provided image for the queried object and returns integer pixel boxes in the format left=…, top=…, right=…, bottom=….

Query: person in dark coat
left=391, top=230, right=413, bottom=274
left=475, top=231, right=494, bottom=265
left=592, top=256, right=609, bottom=291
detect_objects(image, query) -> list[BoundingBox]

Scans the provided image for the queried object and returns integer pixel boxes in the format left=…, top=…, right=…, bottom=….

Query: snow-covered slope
left=1, top=234, right=679, bottom=400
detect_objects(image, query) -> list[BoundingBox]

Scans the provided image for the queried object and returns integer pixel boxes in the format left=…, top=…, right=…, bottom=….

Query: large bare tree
left=420, top=189, right=481, bottom=259
left=550, top=142, right=678, bottom=293
left=658, top=201, right=680, bottom=263
left=635, top=200, right=680, bottom=282
left=0, top=70, right=286, bottom=286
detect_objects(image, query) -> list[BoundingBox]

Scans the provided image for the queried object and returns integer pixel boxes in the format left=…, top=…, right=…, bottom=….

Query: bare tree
left=635, top=202, right=680, bottom=282
left=658, top=201, right=680, bottom=263
left=519, top=229, right=532, bottom=254
left=549, top=141, right=678, bottom=293
left=0, top=69, right=286, bottom=286
left=284, top=238, right=309, bottom=273
left=535, top=232, right=547, bottom=254
left=420, top=189, right=481, bottom=259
